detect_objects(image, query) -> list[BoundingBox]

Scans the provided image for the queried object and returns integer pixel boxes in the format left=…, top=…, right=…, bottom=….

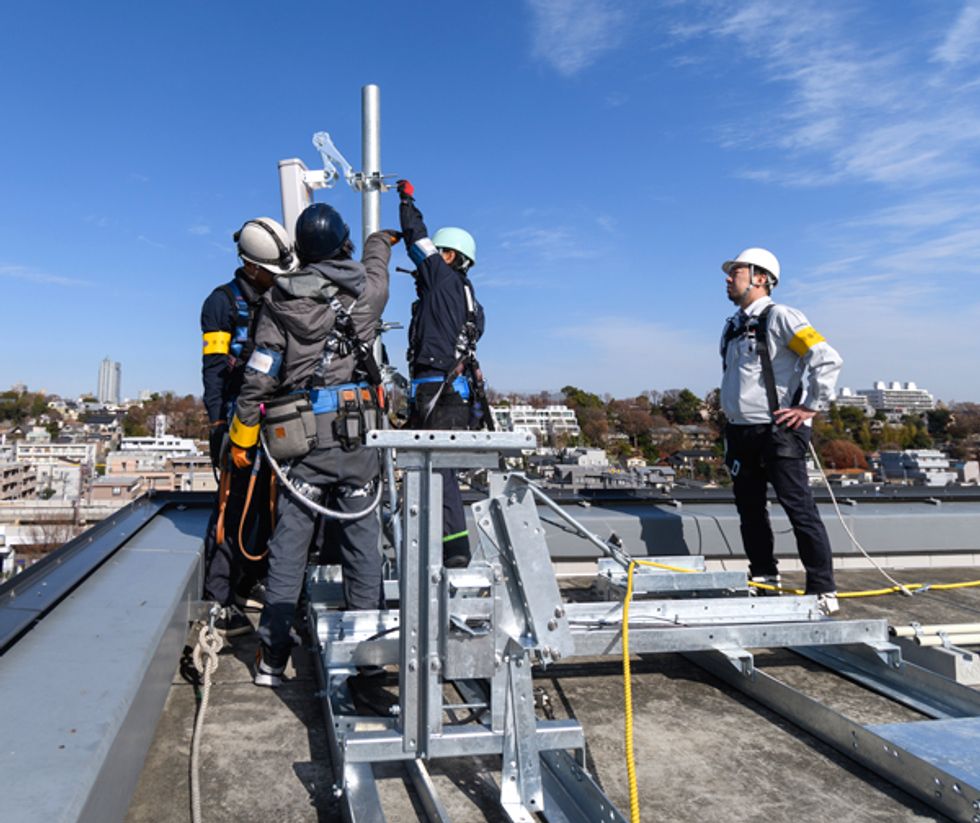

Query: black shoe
left=444, top=554, right=471, bottom=569
left=214, top=605, right=253, bottom=637
left=234, top=582, right=266, bottom=611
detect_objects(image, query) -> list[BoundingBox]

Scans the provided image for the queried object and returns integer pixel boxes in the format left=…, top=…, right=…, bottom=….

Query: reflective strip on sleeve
left=202, top=330, right=231, bottom=355
left=229, top=414, right=259, bottom=448
left=787, top=326, right=826, bottom=357
left=246, top=347, right=282, bottom=377
left=409, top=237, right=438, bottom=266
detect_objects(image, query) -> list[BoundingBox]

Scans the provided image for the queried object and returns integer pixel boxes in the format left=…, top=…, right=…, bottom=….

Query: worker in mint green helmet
left=397, top=178, right=492, bottom=569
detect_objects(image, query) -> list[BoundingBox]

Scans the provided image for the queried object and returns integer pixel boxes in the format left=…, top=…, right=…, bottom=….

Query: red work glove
left=382, top=228, right=403, bottom=245
left=396, top=179, right=414, bottom=200
left=231, top=445, right=253, bottom=470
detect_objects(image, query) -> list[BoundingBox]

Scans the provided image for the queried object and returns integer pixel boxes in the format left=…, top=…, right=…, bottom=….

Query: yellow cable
left=622, top=560, right=640, bottom=823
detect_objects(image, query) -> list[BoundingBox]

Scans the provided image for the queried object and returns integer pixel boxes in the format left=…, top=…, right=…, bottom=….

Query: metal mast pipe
left=361, top=84, right=381, bottom=244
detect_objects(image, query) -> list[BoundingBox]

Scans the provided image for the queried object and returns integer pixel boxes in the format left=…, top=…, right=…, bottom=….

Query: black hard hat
left=295, top=203, right=350, bottom=264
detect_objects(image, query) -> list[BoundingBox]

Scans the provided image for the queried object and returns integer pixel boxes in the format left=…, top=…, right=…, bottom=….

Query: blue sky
left=2, top=0, right=979, bottom=403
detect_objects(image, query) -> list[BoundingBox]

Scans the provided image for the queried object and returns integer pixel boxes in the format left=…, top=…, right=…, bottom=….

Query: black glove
left=208, top=421, right=228, bottom=469
left=396, top=179, right=414, bottom=200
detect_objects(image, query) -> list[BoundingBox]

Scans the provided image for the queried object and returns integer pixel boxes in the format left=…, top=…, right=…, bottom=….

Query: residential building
left=858, top=381, right=934, bottom=413
left=98, top=357, right=122, bottom=405
left=833, top=388, right=872, bottom=413
left=15, top=434, right=98, bottom=468
left=490, top=405, right=581, bottom=442
left=0, top=463, right=36, bottom=500
left=879, top=449, right=957, bottom=486
left=953, top=460, right=980, bottom=485
left=89, top=475, right=144, bottom=503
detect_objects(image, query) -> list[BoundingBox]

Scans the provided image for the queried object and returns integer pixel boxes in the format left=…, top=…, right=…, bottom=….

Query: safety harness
left=219, top=280, right=255, bottom=363
left=721, top=303, right=801, bottom=418
left=310, top=293, right=386, bottom=450
left=412, top=279, right=494, bottom=430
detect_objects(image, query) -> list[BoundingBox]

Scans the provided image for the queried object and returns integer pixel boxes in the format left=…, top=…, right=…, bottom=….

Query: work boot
left=816, top=592, right=840, bottom=616
left=214, top=605, right=253, bottom=637
left=748, top=575, right=782, bottom=596
left=234, top=581, right=267, bottom=611
left=444, top=553, right=471, bottom=569
left=253, top=647, right=287, bottom=688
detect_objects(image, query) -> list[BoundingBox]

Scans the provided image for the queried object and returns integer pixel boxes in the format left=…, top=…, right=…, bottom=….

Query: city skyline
left=2, top=2, right=979, bottom=401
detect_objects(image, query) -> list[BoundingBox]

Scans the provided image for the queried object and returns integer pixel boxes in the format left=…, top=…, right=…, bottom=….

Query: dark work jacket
left=234, top=232, right=391, bottom=428
left=400, top=198, right=484, bottom=376
left=200, top=270, right=263, bottom=423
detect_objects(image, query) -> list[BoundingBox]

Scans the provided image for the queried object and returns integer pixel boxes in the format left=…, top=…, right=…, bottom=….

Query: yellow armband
left=229, top=414, right=259, bottom=448
left=202, top=330, right=231, bottom=355
left=788, top=326, right=825, bottom=357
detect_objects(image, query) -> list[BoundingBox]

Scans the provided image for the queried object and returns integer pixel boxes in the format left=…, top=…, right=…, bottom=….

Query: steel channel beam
left=794, top=644, right=980, bottom=719
left=341, top=720, right=584, bottom=764
left=539, top=750, right=629, bottom=823
left=404, top=759, right=453, bottom=823
left=571, top=619, right=886, bottom=656
left=565, top=595, right=835, bottom=625
left=595, top=570, right=748, bottom=595
left=687, top=650, right=980, bottom=823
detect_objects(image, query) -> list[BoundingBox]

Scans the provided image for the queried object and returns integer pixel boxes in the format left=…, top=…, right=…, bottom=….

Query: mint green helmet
left=432, top=226, right=477, bottom=266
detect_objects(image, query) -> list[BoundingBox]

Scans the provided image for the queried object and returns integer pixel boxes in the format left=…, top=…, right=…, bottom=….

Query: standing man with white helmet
left=719, top=248, right=843, bottom=614
left=397, top=178, right=490, bottom=569
left=200, top=217, right=298, bottom=634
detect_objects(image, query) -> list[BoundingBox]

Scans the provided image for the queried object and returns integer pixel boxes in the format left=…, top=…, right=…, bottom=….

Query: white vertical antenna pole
left=361, top=84, right=381, bottom=245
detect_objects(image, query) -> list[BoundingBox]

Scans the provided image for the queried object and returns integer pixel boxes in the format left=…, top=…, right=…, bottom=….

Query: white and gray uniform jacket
left=719, top=296, right=842, bottom=426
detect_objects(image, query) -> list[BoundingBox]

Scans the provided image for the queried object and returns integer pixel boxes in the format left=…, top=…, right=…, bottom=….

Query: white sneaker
left=253, top=649, right=286, bottom=688
left=816, top=592, right=839, bottom=616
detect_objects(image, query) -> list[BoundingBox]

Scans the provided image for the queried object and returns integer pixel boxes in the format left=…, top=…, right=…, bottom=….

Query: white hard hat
left=234, top=217, right=297, bottom=274
left=722, top=247, right=780, bottom=285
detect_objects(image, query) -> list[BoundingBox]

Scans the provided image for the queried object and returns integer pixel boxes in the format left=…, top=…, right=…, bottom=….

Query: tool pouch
left=332, top=386, right=380, bottom=451
left=262, top=395, right=318, bottom=461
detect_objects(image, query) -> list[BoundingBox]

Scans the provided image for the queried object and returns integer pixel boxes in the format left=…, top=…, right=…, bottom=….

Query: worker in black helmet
left=228, top=202, right=396, bottom=687
left=397, top=179, right=490, bottom=569
left=199, top=217, right=296, bottom=636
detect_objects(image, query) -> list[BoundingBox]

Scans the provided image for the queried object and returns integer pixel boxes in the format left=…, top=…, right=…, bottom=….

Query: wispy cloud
left=499, top=225, right=601, bottom=263
left=0, top=263, right=92, bottom=287
left=137, top=235, right=166, bottom=249
left=933, top=1, right=980, bottom=65
left=128, top=172, right=149, bottom=184
left=669, top=0, right=980, bottom=188
left=527, top=0, right=626, bottom=76
left=188, top=224, right=211, bottom=236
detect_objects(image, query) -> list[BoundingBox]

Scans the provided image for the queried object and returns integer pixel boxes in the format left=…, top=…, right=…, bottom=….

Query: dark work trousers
left=725, top=423, right=836, bottom=594
left=203, top=460, right=270, bottom=605
left=409, top=372, right=473, bottom=566
left=258, top=443, right=383, bottom=665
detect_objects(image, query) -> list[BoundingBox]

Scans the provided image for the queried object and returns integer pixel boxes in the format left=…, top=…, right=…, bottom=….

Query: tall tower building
left=97, top=357, right=121, bottom=405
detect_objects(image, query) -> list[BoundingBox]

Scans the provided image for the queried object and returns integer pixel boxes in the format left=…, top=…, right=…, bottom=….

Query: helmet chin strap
left=732, top=264, right=756, bottom=306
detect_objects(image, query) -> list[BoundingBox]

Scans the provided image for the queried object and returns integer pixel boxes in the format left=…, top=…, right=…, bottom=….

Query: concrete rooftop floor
left=127, top=566, right=980, bottom=823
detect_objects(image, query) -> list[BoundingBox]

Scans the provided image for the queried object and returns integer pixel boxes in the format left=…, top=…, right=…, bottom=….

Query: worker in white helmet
left=719, top=248, right=843, bottom=614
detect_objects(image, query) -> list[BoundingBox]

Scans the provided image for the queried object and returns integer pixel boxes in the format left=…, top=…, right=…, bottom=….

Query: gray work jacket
left=720, top=296, right=842, bottom=426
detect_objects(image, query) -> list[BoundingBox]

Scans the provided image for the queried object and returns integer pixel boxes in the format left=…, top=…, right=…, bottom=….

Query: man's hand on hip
left=773, top=406, right=816, bottom=430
